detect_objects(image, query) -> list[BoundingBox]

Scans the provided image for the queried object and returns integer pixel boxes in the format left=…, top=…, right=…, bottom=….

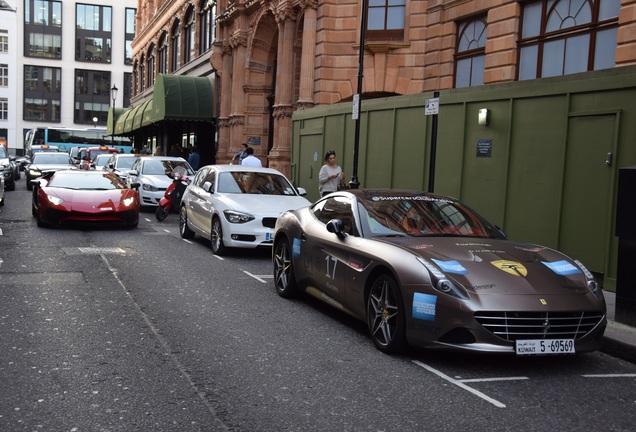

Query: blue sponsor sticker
left=432, top=259, right=468, bottom=275
left=292, top=238, right=301, bottom=257
left=542, top=260, right=581, bottom=275
left=412, top=292, right=437, bottom=321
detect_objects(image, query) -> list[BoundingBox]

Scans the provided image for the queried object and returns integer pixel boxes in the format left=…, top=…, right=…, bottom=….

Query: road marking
left=163, top=229, right=170, bottom=233
left=582, top=374, right=636, bottom=378
left=244, top=271, right=272, bottom=283
left=213, top=255, right=224, bottom=261
left=182, top=239, right=193, bottom=244
left=0, top=228, right=3, bottom=235
left=413, top=360, right=507, bottom=408
left=459, top=377, right=529, bottom=383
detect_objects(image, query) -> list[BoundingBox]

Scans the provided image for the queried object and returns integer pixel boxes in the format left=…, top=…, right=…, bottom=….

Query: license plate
left=265, top=231, right=273, bottom=241
left=516, top=339, right=575, bottom=355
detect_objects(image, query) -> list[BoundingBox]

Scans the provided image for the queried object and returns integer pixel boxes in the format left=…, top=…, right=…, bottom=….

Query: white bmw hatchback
left=179, top=164, right=310, bottom=255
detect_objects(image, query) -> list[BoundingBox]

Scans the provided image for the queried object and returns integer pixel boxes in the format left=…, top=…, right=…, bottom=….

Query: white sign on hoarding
left=425, top=98, right=439, bottom=115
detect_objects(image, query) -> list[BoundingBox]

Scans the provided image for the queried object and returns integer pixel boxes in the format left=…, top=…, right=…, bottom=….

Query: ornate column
left=216, top=41, right=233, bottom=162
left=269, top=9, right=296, bottom=176
left=229, top=32, right=247, bottom=155
left=297, top=1, right=318, bottom=110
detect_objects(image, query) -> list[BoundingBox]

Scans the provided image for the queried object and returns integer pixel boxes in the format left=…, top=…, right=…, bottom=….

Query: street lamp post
left=111, top=84, right=118, bottom=148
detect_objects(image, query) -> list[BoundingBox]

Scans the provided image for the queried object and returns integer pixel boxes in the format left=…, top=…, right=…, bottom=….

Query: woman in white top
left=318, top=150, right=345, bottom=197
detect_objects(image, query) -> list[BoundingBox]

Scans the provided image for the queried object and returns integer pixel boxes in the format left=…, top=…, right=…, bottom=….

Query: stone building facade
left=131, top=0, right=636, bottom=175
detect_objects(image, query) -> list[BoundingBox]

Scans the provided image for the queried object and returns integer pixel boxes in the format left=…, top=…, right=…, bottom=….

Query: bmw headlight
left=223, top=210, right=254, bottom=224
left=122, top=196, right=135, bottom=207
left=143, top=184, right=159, bottom=191
left=47, top=195, right=64, bottom=205
left=417, top=257, right=470, bottom=300
left=574, top=259, right=604, bottom=301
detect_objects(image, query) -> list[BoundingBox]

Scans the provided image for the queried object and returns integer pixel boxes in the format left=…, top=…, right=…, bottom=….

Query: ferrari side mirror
left=327, top=219, right=346, bottom=239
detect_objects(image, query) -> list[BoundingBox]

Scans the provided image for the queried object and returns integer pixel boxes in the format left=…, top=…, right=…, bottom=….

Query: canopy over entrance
left=111, top=74, right=215, bottom=135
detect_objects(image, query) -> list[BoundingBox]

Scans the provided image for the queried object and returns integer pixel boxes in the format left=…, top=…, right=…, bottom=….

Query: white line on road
left=582, top=374, right=636, bottom=378
left=459, top=377, right=529, bottom=383
left=244, top=271, right=271, bottom=283
left=413, top=360, right=507, bottom=408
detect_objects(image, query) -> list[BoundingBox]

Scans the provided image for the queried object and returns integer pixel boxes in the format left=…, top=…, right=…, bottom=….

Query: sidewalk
left=601, top=290, right=636, bottom=363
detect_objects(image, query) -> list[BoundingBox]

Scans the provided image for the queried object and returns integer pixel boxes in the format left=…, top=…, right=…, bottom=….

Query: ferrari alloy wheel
left=367, top=274, right=406, bottom=354
left=211, top=216, right=227, bottom=255
left=273, top=238, right=297, bottom=298
left=179, top=206, right=195, bottom=239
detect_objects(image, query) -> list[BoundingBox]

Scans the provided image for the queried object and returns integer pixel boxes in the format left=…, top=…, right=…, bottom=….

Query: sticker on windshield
left=413, top=293, right=437, bottom=321
left=542, top=260, right=581, bottom=275
left=431, top=259, right=468, bottom=275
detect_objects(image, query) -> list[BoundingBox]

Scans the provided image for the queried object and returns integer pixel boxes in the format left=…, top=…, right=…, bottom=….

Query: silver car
left=128, top=156, right=194, bottom=207
left=179, top=165, right=310, bottom=255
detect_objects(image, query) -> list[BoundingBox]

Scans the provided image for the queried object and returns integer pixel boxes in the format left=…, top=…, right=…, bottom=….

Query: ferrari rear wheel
left=211, top=216, right=227, bottom=255
left=179, top=206, right=195, bottom=239
left=367, top=274, right=407, bottom=354
left=273, top=238, right=297, bottom=298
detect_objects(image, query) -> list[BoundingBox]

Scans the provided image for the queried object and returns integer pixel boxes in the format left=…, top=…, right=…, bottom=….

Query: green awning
left=113, top=74, right=214, bottom=135
left=107, top=107, right=126, bottom=135
left=148, top=74, right=215, bottom=123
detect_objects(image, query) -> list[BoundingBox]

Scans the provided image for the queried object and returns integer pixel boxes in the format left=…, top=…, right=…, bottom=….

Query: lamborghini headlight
left=47, top=195, right=64, bottom=205
left=417, top=257, right=470, bottom=300
left=122, top=196, right=135, bottom=207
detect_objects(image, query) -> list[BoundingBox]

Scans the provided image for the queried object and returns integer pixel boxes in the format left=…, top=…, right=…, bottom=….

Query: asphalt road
left=1, top=178, right=635, bottom=431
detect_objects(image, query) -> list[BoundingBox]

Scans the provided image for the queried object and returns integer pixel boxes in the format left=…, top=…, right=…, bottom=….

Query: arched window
left=158, top=31, right=169, bottom=75
left=199, top=0, right=214, bottom=53
left=184, top=7, right=196, bottom=63
left=146, top=44, right=156, bottom=88
left=171, top=19, right=181, bottom=71
left=132, top=60, right=138, bottom=95
left=455, top=18, right=487, bottom=88
left=518, top=0, right=620, bottom=80
left=139, top=53, right=145, bottom=91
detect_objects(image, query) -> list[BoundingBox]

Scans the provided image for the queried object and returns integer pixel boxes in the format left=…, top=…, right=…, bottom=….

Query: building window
left=158, top=32, right=169, bottom=75
left=199, top=0, right=214, bottom=53
left=519, top=0, right=620, bottom=80
left=455, top=18, right=487, bottom=88
left=139, top=54, right=145, bottom=91
left=76, top=4, right=112, bottom=63
left=24, top=65, right=61, bottom=122
left=0, top=64, right=7, bottom=87
left=0, top=98, right=7, bottom=121
left=125, top=8, right=136, bottom=65
left=24, top=0, right=62, bottom=59
left=184, top=7, right=196, bottom=63
left=132, top=61, right=138, bottom=95
left=171, top=19, right=181, bottom=71
left=146, top=44, right=156, bottom=88
left=0, top=30, right=8, bottom=53
left=74, top=69, right=111, bottom=124
left=367, top=0, right=405, bottom=41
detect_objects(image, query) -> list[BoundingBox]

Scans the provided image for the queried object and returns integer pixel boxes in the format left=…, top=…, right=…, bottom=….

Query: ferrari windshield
left=217, top=171, right=298, bottom=195
left=48, top=172, right=127, bottom=190
left=358, top=194, right=503, bottom=238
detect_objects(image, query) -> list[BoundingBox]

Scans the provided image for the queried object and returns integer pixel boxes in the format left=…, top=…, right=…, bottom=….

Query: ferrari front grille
left=474, top=311, right=605, bottom=341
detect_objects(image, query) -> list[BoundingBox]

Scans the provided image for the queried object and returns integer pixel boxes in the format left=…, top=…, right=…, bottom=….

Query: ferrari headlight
left=223, top=210, right=254, bottom=224
left=574, top=259, right=603, bottom=301
left=143, top=184, right=159, bottom=191
left=47, top=195, right=64, bottom=205
left=122, top=196, right=135, bottom=207
left=417, top=257, right=470, bottom=300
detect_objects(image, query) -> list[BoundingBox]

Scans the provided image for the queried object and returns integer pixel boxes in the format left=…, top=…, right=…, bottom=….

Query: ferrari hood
left=384, top=237, right=591, bottom=295
left=221, top=194, right=311, bottom=216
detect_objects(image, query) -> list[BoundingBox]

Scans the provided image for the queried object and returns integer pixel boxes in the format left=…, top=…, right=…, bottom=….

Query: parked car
left=91, top=153, right=113, bottom=170
left=272, top=189, right=606, bottom=355
left=103, top=153, right=140, bottom=182
left=0, top=145, right=16, bottom=191
left=25, top=152, right=76, bottom=191
left=69, top=146, right=87, bottom=164
left=128, top=156, right=194, bottom=207
left=79, top=146, right=119, bottom=170
left=27, top=144, right=60, bottom=159
left=179, top=164, right=310, bottom=255
left=31, top=170, right=140, bottom=228
left=0, top=172, right=4, bottom=205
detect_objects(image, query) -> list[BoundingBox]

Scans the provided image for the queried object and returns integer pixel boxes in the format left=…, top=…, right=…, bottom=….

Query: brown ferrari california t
left=272, top=189, right=606, bottom=355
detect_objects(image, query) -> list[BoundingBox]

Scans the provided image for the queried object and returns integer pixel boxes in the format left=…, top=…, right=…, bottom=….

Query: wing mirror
left=327, top=219, right=346, bottom=239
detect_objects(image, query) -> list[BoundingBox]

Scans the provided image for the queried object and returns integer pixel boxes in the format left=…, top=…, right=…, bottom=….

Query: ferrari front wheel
left=367, top=274, right=407, bottom=354
left=273, top=238, right=297, bottom=298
